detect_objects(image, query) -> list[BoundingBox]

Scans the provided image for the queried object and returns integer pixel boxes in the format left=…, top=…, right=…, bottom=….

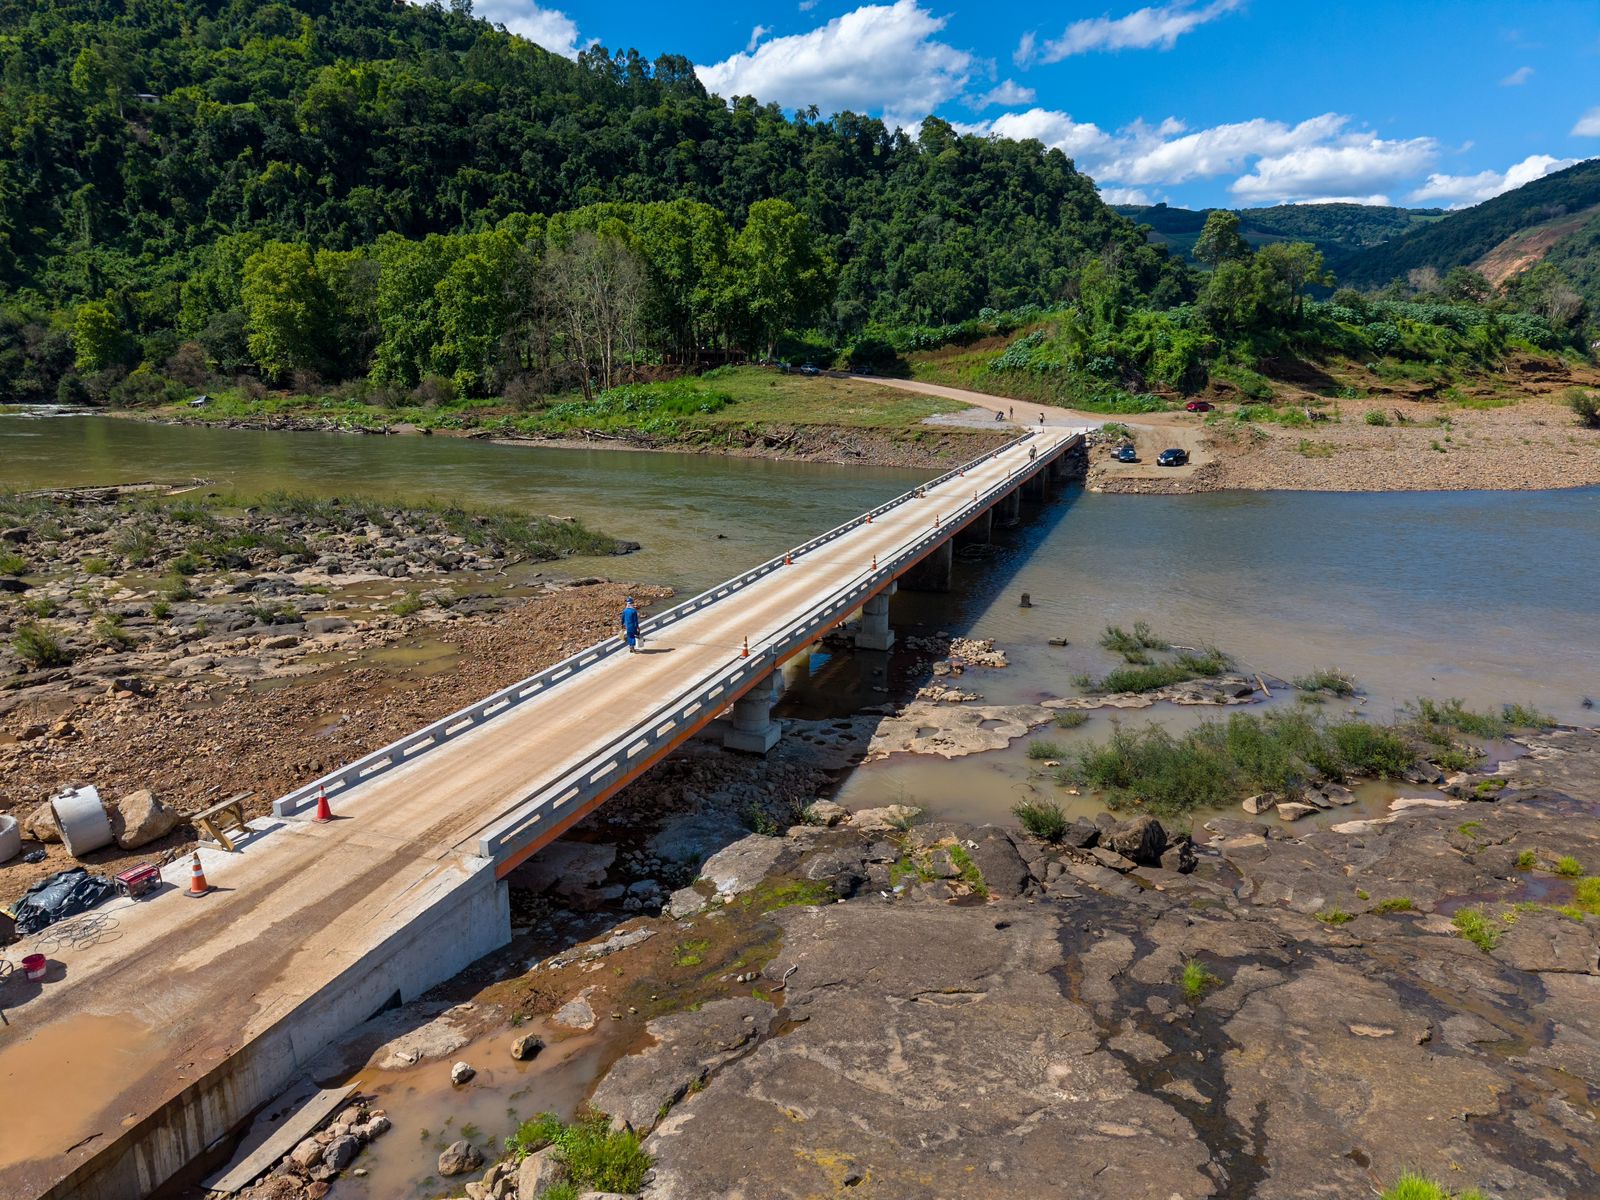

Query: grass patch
left=1293, top=667, right=1356, bottom=697
left=1098, top=648, right=1229, bottom=694
left=1406, top=697, right=1506, bottom=738
left=1514, top=849, right=1537, bottom=870
left=1372, top=897, right=1415, bottom=914
left=673, top=939, right=712, bottom=967
left=1555, top=856, right=1583, bottom=878
left=947, top=844, right=988, bottom=898
left=1452, top=907, right=1501, bottom=952
left=1315, top=908, right=1354, bottom=925
left=1100, top=621, right=1168, bottom=661
left=20, top=594, right=57, bottom=618
left=1062, top=709, right=1413, bottom=815
left=1027, top=739, right=1068, bottom=761
left=1456, top=820, right=1484, bottom=839
left=504, top=1112, right=649, bottom=1192
left=391, top=592, right=426, bottom=617
left=94, top=612, right=135, bottom=648
left=0, top=548, right=26, bottom=574
left=12, top=621, right=72, bottom=668
left=741, top=878, right=834, bottom=912
left=1054, top=710, right=1090, bottom=729
left=1012, top=798, right=1070, bottom=843
left=80, top=555, right=112, bottom=575
left=1380, top=1170, right=1489, bottom=1200
left=1501, top=702, right=1554, bottom=729
left=1573, top=877, right=1600, bottom=915
left=1180, top=958, right=1221, bottom=1001
left=1363, top=410, right=1391, bottom=427
left=149, top=597, right=171, bottom=620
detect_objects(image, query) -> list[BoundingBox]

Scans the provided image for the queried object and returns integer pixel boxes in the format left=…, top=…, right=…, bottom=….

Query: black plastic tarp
left=10, top=867, right=115, bottom=935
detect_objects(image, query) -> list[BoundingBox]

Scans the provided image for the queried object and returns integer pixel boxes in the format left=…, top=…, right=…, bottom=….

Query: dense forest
left=0, top=0, right=1591, bottom=412
left=0, top=0, right=1187, bottom=402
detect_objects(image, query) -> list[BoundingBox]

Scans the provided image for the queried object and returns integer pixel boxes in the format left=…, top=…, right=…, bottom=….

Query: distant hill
left=1339, top=159, right=1600, bottom=301
left=1116, top=202, right=1444, bottom=270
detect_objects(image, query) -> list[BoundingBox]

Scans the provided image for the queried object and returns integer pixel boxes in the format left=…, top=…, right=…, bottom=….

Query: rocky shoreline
left=228, top=725, right=1600, bottom=1200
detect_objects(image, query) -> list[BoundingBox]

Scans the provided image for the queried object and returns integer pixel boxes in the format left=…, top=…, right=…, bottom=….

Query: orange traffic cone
left=313, top=784, right=333, bottom=824
left=186, top=853, right=211, bottom=898
left=872, top=554, right=878, bottom=570
left=741, top=636, right=750, bottom=658
left=934, top=513, right=941, bottom=529
left=784, top=552, right=793, bottom=566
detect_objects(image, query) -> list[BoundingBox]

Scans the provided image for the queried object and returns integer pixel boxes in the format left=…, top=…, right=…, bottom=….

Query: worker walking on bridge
left=621, top=596, right=642, bottom=653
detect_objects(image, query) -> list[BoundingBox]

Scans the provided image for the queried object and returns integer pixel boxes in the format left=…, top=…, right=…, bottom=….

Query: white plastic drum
left=50, top=785, right=113, bottom=857
left=0, top=813, right=19, bottom=863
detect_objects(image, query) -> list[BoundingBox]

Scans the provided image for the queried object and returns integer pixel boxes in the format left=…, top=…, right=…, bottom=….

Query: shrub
left=1574, top=877, right=1600, bottom=915
left=1364, top=410, right=1391, bottom=427
left=81, top=555, right=112, bottom=575
left=1514, top=849, right=1537, bottom=870
left=505, top=1112, right=649, bottom=1191
left=94, top=613, right=135, bottom=647
left=1027, top=739, right=1067, bottom=761
left=1566, top=388, right=1600, bottom=428
left=150, top=598, right=171, bottom=620
left=1180, top=958, right=1220, bottom=1001
left=1452, top=907, right=1501, bottom=952
left=1407, top=697, right=1505, bottom=738
left=1054, top=710, right=1090, bottom=729
left=1501, top=702, right=1554, bottom=729
left=1012, top=799, right=1069, bottom=842
left=0, top=548, right=26, bottom=575
left=1380, top=1170, right=1489, bottom=1200
left=391, top=592, right=426, bottom=617
left=1293, top=667, right=1356, bottom=697
left=1100, top=621, right=1167, bottom=660
left=13, top=621, right=72, bottom=668
left=1555, top=856, right=1583, bottom=878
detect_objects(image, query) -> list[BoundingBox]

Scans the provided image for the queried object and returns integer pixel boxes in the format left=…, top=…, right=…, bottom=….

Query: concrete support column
left=901, top=538, right=953, bottom=593
left=998, top=488, right=1021, bottom=525
left=855, top=582, right=896, bottom=651
left=724, top=670, right=783, bottom=754
left=955, top=507, right=993, bottom=544
left=1023, top=472, right=1048, bottom=501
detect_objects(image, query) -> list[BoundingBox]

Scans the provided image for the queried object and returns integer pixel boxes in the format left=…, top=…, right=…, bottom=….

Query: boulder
left=1061, top=817, right=1100, bottom=849
left=110, top=789, right=179, bottom=849
left=511, top=1032, right=545, bottom=1061
left=552, top=992, right=597, bottom=1031
left=1090, top=846, right=1137, bottom=872
left=451, top=1061, right=476, bottom=1085
left=848, top=804, right=921, bottom=833
left=321, top=1134, right=360, bottom=1172
left=805, top=801, right=848, bottom=827
left=1276, top=802, right=1318, bottom=821
left=517, top=1147, right=568, bottom=1199
left=438, top=1140, right=483, bottom=1177
left=801, top=848, right=867, bottom=898
left=23, top=802, right=61, bottom=844
left=1160, top=839, right=1197, bottom=874
left=1242, top=792, right=1279, bottom=815
left=967, top=829, right=1032, bottom=897
left=1102, top=816, right=1167, bottom=866
left=1321, top=783, right=1357, bottom=806
left=355, top=1115, right=390, bottom=1141
left=288, top=1138, right=323, bottom=1172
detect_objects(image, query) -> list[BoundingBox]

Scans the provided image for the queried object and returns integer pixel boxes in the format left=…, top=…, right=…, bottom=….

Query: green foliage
left=72, top=301, right=127, bottom=372
left=1406, top=697, right=1507, bottom=739
left=1027, top=739, right=1068, bottom=761
left=537, top=1184, right=580, bottom=1200
left=1514, top=849, right=1537, bottom=870
left=1053, top=710, right=1090, bottom=729
left=1180, top=958, right=1221, bottom=1000
left=1097, top=648, right=1229, bottom=694
left=1452, top=908, right=1502, bottom=952
left=1293, top=667, right=1356, bottom=696
left=1012, top=799, right=1070, bottom=843
left=80, top=556, right=112, bottom=576
left=521, top=381, right=731, bottom=436
left=1573, top=877, right=1600, bottom=915
left=1315, top=908, right=1354, bottom=925
left=0, top=548, right=26, bottom=575
left=504, top=1114, right=649, bottom=1192
left=13, top=621, right=72, bottom=667
left=1555, top=856, right=1583, bottom=878
left=94, top=612, right=134, bottom=647
left=1379, top=1169, right=1489, bottom=1200
left=1100, top=621, right=1168, bottom=661
left=1501, top=702, right=1554, bottom=729
left=391, top=592, right=426, bottom=617
left=1373, top=897, right=1415, bottom=913
left=673, top=940, right=711, bottom=967
left=1364, top=410, right=1391, bottom=426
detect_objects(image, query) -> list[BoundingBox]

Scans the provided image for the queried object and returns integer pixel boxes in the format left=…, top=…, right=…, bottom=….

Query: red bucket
left=21, top=953, right=46, bottom=981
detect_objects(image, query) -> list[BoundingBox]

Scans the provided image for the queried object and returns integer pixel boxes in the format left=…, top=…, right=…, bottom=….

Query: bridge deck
left=0, top=428, right=1082, bottom=1200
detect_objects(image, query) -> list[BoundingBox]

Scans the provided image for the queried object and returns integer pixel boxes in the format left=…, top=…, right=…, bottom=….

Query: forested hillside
left=0, top=0, right=1185, bottom=402
left=1341, top=159, right=1600, bottom=305
left=1117, top=203, right=1444, bottom=271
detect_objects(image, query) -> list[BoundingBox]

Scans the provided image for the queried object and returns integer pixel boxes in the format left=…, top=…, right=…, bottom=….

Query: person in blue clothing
left=621, top=596, right=642, bottom=653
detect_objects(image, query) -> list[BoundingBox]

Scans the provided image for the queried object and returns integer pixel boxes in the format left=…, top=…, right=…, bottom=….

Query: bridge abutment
left=723, top=670, right=784, bottom=754
left=855, top=582, right=896, bottom=651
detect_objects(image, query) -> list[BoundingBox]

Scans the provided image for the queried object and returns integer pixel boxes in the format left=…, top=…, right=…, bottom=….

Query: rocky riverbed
left=231, top=726, right=1600, bottom=1200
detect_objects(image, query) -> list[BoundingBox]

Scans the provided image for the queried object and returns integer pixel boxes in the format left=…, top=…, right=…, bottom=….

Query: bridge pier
left=855, top=582, right=896, bottom=651
left=997, top=488, right=1021, bottom=525
left=955, top=507, right=993, bottom=544
left=723, top=670, right=784, bottom=754
left=1023, top=473, right=1049, bottom=501
left=901, top=538, right=953, bottom=593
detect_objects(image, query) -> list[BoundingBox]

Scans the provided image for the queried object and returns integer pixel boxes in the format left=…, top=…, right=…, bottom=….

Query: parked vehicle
left=1184, top=400, right=1213, bottom=413
left=1156, top=448, right=1189, bottom=467
left=1112, top=444, right=1138, bottom=463
left=799, top=362, right=821, bottom=376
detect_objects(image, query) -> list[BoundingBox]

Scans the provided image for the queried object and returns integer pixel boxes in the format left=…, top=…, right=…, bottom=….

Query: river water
left=3, top=414, right=1597, bottom=826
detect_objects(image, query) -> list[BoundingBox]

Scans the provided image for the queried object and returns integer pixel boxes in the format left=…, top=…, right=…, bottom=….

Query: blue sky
left=458, top=0, right=1600, bottom=209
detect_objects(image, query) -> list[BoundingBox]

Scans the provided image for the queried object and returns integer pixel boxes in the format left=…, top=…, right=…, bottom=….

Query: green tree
left=240, top=242, right=372, bottom=382
left=72, top=301, right=126, bottom=372
left=1193, top=211, right=1251, bottom=270
left=1255, top=242, right=1329, bottom=322
left=728, top=200, right=831, bottom=358
left=1197, top=259, right=1265, bottom=335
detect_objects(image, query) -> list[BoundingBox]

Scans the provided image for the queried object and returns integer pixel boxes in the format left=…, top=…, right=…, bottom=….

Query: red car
left=1185, top=400, right=1213, bottom=413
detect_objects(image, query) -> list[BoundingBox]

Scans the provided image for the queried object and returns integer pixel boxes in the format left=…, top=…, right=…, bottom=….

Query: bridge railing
left=273, top=430, right=1071, bottom=820
left=474, top=433, right=1079, bottom=865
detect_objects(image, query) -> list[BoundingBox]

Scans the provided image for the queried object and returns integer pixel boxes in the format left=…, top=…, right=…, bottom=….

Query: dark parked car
left=1112, top=444, right=1138, bottom=463
left=1156, top=447, right=1189, bottom=467
left=1184, top=400, right=1213, bottom=412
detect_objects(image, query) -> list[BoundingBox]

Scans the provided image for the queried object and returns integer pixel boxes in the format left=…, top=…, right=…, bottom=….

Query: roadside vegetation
left=505, top=1112, right=650, bottom=1194
left=1379, top=1171, right=1489, bottom=1200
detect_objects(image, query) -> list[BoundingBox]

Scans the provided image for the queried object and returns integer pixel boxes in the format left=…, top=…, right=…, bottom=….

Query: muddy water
left=0, top=1012, right=159, bottom=1170
left=328, top=1020, right=610, bottom=1200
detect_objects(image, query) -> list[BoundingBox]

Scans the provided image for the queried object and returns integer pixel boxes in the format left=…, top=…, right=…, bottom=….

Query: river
left=4, top=413, right=1597, bottom=825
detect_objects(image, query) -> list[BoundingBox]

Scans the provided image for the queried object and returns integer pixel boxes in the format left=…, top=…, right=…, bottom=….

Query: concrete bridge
left=0, top=428, right=1086, bottom=1200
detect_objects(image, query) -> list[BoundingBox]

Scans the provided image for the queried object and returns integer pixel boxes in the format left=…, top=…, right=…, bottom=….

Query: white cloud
left=1028, top=0, right=1242, bottom=64
left=1499, top=65, right=1534, bottom=86
left=1013, top=31, right=1038, bottom=67
left=1407, top=153, right=1580, bottom=208
left=1574, top=106, right=1600, bottom=136
left=958, top=107, right=1116, bottom=159
left=1099, top=186, right=1154, bottom=205
left=971, top=80, right=1037, bottom=109
left=747, top=24, right=771, bottom=52
left=464, top=0, right=583, bottom=57
left=1230, top=133, right=1438, bottom=204
left=697, top=1, right=975, bottom=126
left=799, top=0, right=817, bottom=9
left=1107, top=113, right=1353, bottom=186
